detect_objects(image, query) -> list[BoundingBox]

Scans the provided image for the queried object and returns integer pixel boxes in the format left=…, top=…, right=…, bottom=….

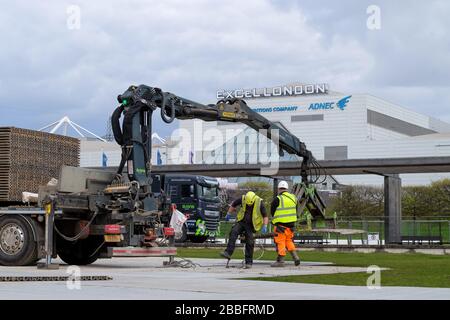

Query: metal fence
left=337, top=216, right=450, bottom=244
left=213, top=217, right=450, bottom=245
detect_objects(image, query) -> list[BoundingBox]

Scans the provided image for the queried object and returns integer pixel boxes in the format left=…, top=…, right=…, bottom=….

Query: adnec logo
left=308, top=95, right=352, bottom=111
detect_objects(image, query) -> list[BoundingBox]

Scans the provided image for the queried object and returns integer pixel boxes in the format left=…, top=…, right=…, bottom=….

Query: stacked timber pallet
left=0, top=127, right=79, bottom=202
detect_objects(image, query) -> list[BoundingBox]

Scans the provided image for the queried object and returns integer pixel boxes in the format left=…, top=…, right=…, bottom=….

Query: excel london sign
left=216, top=83, right=329, bottom=99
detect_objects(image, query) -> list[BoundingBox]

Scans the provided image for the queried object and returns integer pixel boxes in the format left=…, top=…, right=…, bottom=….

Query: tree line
left=220, top=179, right=450, bottom=218
left=329, top=179, right=450, bottom=217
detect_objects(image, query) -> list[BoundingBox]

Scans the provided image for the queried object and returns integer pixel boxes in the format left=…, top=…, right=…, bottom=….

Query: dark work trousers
left=225, top=221, right=255, bottom=264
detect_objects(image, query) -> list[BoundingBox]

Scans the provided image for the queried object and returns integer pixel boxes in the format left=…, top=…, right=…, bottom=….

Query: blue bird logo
left=336, top=95, right=352, bottom=110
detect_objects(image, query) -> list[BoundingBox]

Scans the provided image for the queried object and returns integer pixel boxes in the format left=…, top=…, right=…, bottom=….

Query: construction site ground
left=0, top=257, right=449, bottom=300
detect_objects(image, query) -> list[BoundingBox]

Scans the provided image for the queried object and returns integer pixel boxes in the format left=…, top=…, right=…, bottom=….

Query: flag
left=157, top=149, right=162, bottom=165
left=102, top=152, right=108, bottom=167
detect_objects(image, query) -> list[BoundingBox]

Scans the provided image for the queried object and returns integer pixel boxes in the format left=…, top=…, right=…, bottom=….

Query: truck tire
left=56, top=236, right=102, bottom=265
left=0, top=215, right=38, bottom=266
left=189, top=235, right=209, bottom=243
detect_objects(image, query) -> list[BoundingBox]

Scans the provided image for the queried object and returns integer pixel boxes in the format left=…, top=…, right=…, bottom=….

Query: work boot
left=290, top=251, right=301, bottom=266
left=243, top=263, right=252, bottom=269
left=220, top=251, right=231, bottom=260
left=271, top=255, right=286, bottom=267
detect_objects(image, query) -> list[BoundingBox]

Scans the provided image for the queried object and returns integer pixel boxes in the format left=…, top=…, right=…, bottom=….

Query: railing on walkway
left=210, top=217, right=450, bottom=246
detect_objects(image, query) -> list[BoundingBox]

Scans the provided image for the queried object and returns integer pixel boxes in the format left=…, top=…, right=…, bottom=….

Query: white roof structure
left=152, top=133, right=166, bottom=144
left=39, top=116, right=106, bottom=142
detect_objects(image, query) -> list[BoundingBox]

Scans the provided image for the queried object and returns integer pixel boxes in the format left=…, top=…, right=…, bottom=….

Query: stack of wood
left=0, top=127, right=79, bottom=202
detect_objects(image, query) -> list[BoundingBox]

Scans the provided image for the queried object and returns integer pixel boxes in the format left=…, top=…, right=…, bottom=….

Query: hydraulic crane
left=111, top=85, right=331, bottom=227
left=0, top=85, right=336, bottom=268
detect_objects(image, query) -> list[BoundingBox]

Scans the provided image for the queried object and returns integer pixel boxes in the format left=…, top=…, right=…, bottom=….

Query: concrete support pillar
left=384, top=174, right=402, bottom=244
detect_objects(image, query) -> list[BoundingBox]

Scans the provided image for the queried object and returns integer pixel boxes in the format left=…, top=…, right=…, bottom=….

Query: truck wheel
left=174, top=224, right=188, bottom=243
left=0, top=215, right=38, bottom=266
left=189, top=235, right=209, bottom=243
left=56, top=236, right=101, bottom=265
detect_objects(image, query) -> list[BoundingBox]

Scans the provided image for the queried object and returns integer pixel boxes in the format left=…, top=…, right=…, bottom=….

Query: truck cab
left=153, top=174, right=221, bottom=243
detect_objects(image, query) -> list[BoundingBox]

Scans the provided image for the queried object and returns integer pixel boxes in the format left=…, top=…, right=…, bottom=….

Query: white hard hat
left=278, top=181, right=289, bottom=189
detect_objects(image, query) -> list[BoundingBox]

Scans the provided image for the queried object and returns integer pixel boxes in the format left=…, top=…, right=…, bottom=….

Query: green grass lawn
left=177, top=248, right=450, bottom=288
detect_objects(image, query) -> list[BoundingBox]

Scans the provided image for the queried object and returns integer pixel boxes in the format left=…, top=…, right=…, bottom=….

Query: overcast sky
left=0, top=0, right=449, bottom=138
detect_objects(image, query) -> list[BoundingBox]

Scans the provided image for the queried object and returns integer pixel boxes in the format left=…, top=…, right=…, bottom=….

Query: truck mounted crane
left=0, top=85, right=332, bottom=267
left=111, top=85, right=330, bottom=226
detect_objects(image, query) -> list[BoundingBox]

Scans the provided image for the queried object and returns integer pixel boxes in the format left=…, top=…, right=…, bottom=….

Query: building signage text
left=250, top=95, right=352, bottom=114
left=308, top=95, right=352, bottom=111
left=217, top=83, right=329, bottom=100
left=252, top=106, right=299, bottom=113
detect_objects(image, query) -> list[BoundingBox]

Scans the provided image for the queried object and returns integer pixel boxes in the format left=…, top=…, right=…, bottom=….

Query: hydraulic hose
left=54, top=209, right=99, bottom=242
left=161, top=97, right=175, bottom=123
left=111, top=105, right=124, bottom=145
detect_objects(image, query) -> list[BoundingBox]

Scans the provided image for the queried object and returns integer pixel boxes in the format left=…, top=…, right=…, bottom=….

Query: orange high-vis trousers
left=273, top=226, right=296, bottom=256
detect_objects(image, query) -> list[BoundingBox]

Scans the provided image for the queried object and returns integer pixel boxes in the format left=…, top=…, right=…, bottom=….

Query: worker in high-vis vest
left=270, top=181, right=300, bottom=267
left=220, top=191, right=269, bottom=269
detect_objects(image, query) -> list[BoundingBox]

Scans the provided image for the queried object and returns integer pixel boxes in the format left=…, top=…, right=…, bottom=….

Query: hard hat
left=244, top=191, right=257, bottom=205
left=278, top=181, right=289, bottom=189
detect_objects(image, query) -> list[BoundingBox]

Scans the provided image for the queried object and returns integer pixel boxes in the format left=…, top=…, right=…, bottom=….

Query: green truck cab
left=153, top=174, right=221, bottom=243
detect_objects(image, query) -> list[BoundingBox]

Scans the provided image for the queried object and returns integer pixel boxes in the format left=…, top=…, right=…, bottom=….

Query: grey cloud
left=0, top=0, right=448, bottom=137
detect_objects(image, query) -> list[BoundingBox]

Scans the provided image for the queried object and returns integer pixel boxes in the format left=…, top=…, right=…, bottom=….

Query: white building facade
left=178, top=83, right=450, bottom=186
left=80, top=135, right=172, bottom=168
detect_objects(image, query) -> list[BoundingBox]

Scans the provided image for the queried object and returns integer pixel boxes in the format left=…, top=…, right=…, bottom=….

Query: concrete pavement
left=0, top=257, right=449, bottom=300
